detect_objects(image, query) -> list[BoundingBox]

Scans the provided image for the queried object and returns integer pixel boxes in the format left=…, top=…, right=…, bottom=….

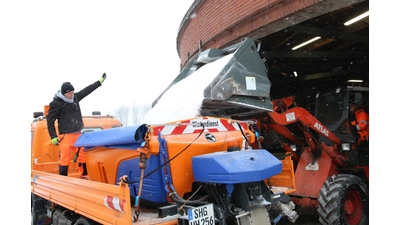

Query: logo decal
left=314, top=122, right=329, bottom=136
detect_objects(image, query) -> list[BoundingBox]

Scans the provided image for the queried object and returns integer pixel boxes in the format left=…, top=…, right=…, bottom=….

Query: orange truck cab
left=31, top=106, right=122, bottom=177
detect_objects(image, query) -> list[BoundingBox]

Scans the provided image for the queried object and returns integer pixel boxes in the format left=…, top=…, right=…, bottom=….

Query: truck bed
left=31, top=170, right=181, bottom=225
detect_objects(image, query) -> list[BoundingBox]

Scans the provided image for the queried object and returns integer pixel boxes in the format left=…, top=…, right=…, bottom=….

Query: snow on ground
left=143, top=53, right=233, bottom=124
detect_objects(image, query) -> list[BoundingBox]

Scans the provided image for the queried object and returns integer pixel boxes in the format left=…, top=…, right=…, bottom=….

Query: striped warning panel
left=104, top=195, right=126, bottom=213
left=153, top=117, right=249, bottom=136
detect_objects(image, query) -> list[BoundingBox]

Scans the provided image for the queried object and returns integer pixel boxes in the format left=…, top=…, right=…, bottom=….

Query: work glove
left=99, top=73, right=107, bottom=84
left=350, top=125, right=358, bottom=135
left=51, top=137, right=59, bottom=145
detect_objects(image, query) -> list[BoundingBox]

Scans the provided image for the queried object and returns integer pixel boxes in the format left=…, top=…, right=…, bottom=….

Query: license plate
left=188, top=203, right=215, bottom=225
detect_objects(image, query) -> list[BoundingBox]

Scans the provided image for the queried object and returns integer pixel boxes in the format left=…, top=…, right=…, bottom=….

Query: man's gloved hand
left=100, top=73, right=107, bottom=84
left=51, top=137, right=59, bottom=145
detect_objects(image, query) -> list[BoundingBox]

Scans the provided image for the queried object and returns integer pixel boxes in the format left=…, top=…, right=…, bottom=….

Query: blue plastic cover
left=116, top=155, right=167, bottom=203
left=74, top=124, right=148, bottom=151
left=192, top=150, right=282, bottom=184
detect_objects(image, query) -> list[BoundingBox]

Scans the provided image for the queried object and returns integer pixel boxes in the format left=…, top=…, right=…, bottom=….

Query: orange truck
left=31, top=115, right=298, bottom=225
left=31, top=38, right=300, bottom=225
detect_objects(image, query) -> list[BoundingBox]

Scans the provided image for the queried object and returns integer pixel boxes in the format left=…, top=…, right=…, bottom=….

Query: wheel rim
left=344, top=189, right=363, bottom=224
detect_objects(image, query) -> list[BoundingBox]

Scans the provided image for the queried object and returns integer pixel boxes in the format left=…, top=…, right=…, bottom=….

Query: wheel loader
left=257, top=86, right=369, bottom=225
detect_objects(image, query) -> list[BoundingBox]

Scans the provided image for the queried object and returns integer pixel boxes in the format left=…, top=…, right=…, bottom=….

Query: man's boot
left=80, top=163, right=88, bottom=176
left=79, top=163, right=89, bottom=179
left=59, top=165, right=68, bottom=176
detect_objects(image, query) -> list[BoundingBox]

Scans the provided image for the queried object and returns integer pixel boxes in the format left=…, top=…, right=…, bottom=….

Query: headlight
left=342, top=143, right=350, bottom=151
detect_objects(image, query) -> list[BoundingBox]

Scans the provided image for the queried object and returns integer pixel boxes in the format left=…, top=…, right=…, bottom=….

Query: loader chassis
left=257, top=86, right=369, bottom=225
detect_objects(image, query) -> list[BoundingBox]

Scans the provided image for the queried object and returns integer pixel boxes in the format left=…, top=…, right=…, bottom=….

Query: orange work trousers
left=58, top=132, right=85, bottom=166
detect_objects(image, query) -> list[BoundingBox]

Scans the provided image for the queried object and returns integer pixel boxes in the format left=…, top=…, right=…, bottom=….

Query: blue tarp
left=74, top=124, right=148, bottom=151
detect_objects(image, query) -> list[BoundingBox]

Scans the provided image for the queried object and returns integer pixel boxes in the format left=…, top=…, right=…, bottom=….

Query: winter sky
left=2, top=0, right=195, bottom=118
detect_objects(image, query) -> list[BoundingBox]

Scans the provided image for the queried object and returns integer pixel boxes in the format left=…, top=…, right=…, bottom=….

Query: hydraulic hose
left=168, top=191, right=207, bottom=206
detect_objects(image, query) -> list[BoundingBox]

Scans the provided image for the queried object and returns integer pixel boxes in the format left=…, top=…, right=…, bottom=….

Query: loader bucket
left=152, top=38, right=273, bottom=120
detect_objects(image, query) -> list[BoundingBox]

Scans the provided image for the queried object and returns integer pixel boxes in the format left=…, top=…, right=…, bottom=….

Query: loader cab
left=349, top=91, right=369, bottom=115
left=314, top=86, right=369, bottom=165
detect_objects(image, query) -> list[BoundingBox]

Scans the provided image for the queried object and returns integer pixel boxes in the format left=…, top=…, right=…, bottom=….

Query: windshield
left=315, top=91, right=344, bottom=126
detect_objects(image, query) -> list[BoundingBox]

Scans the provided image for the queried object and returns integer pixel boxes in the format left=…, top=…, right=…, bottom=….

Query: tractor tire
left=317, top=174, right=368, bottom=225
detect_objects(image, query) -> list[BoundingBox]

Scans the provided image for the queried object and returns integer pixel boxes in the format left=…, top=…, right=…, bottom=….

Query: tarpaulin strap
left=133, top=163, right=146, bottom=223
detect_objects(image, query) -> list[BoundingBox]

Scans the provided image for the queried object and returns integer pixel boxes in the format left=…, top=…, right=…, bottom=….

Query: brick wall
left=177, top=0, right=323, bottom=69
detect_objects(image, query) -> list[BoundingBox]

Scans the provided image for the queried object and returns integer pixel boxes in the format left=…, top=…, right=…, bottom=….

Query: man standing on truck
left=47, top=73, right=107, bottom=177
left=349, top=102, right=369, bottom=145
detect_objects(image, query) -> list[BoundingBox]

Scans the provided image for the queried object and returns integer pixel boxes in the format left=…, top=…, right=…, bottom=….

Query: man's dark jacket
left=47, top=81, right=102, bottom=140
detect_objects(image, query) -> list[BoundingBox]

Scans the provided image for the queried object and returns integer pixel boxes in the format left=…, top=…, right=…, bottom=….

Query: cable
left=236, top=122, right=251, bottom=147
left=122, top=125, right=205, bottom=184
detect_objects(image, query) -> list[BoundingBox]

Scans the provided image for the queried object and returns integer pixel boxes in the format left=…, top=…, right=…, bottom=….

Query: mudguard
left=192, top=149, right=282, bottom=184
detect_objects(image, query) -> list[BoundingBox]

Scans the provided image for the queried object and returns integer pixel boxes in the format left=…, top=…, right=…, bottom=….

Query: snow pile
left=143, top=54, right=233, bottom=124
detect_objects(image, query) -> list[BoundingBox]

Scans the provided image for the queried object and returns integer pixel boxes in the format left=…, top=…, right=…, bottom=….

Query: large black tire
left=31, top=193, right=50, bottom=225
left=317, top=174, right=368, bottom=225
left=74, top=217, right=100, bottom=225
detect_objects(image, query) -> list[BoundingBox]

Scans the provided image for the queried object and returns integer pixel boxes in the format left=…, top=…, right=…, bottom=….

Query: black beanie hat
left=61, top=82, right=75, bottom=94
